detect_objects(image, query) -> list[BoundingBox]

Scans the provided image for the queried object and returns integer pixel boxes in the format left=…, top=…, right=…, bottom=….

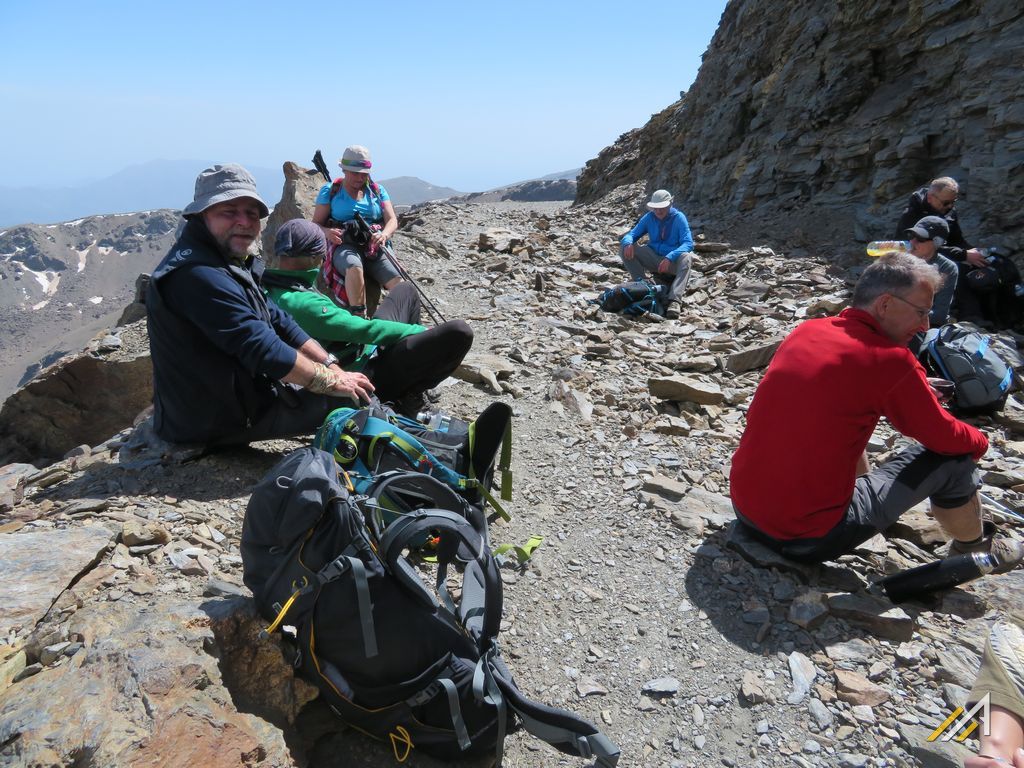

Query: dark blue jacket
left=895, top=186, right=972, bottom=263
left=146, top=218, right=311, bottom=443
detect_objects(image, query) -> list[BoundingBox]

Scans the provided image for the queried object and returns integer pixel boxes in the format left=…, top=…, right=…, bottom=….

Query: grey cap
left=906, top=215, right=949, bottom=247
left=647, top=189, right=673, bottom=209
left=182, top=164, right=269, bottom=218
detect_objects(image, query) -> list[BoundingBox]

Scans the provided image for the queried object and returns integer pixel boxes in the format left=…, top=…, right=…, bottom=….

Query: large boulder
left=261, top=162, right=326, bottom=262
left=0, top=320, right=152, bottom=464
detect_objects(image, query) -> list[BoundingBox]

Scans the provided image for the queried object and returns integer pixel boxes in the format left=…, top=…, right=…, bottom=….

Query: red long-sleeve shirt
left=729, top=308, right=988, bottom=539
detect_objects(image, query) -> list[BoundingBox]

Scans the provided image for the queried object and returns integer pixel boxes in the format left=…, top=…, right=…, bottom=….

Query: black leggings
left=364, top=283, right=473, bottom=401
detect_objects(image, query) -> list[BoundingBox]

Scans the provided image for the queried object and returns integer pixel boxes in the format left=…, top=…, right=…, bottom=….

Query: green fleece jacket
left=263, top=267, right=424, bottom=370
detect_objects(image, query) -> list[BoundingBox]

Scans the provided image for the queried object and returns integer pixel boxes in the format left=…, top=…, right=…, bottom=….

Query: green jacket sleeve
left=271, top=288, right=425, bottom=345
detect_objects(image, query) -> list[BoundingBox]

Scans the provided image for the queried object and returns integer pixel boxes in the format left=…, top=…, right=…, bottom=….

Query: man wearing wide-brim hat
left=619, top=189, right=695, bottom=320
left=146, top=163, right=374, bottom=445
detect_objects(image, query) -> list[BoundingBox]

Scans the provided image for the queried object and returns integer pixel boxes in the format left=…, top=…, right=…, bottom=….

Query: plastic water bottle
left=879, top=551, right=995, bottom=603
left=866, top=240, right=911, bottom=258
left=416, top=411, right=450, bottom=432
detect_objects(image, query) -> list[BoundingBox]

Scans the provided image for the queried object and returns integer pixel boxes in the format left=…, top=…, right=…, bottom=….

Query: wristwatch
left=323, top=353, right=339, bottom=368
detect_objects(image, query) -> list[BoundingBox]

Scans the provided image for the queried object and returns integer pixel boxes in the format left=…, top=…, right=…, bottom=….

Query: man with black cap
left=619, top=189, right=694, bottom=320
left=146, top=164, right=374, bottom=445
left=264, top=218, right=473, bottom=416
left=906, top=215, right=957, bottom=326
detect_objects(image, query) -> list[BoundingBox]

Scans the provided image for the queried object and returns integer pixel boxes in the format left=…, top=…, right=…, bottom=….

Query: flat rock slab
left=826, top=592, right=915, bottom=642
left=723, top=339, right=782, bottom=374
left=0, top=526, right=114, bottom=633
left=648, top=375, right=724, bottom=405
left=0, top=597, right=295, bottom=768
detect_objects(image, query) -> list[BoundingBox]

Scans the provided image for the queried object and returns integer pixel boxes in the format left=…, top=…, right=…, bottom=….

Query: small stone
left=835, top=670, right=890, bottom=706
left=741, top=671, right=767, bottom=705
left=121, top=520, right=171, bottom=547
left=203, top=579, right=247, bottom=598
left=40, top=641, right=71, bottom=666
left=12, top=663, right=42, bottom=683
left=851, top=704, right=875, bottom=724
left=808, top=698, right=833, bottom=729
left=787, top=652, right=817, bottom=704
left=826, top=592, right=915, bottom=641
left=642, top=677, right=680, bottom=696
left=788, top=591, right=829, bottom=629
left=577, top=676, right=608, bottom=697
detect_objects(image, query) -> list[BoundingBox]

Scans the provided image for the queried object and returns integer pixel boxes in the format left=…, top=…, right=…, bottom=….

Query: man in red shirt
left=730, top=253, right=1021, bottom=570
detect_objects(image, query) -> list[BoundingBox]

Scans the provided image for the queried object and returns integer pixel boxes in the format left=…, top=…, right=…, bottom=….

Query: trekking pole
left=980, top=491, right=1024, bottom=525
left=354, top=212, right=447, bottom=325
left=312, top=150, right=332, bottom=183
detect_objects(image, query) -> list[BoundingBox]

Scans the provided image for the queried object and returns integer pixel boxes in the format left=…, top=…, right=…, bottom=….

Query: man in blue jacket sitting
left=620, top=189, right=695, bottom=320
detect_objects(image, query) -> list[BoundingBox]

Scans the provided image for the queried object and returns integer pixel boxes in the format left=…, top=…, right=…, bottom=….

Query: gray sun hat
left=339, top=145, right=373, bottom=174
left=906, top=215, right=949, bottom=247
left=182, top=164, right=269, bottom=218
left=647, top=189, right=673, bottom=209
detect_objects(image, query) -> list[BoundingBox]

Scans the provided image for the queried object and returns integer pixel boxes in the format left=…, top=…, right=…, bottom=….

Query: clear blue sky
left=0, top=0, right=728, bottom=192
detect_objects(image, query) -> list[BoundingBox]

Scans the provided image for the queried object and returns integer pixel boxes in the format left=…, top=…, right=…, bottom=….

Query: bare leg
left=345, top=267, right=366, bottom=308
left=383, top=276, right=403, bottom=290
left=931, top=493, right=984, bottom=542
left=967, top=705, right=1024, bottom=766
left=855, top=451, right=869, bottom=477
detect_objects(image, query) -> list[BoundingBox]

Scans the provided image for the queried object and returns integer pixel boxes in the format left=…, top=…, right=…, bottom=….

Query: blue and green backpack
left=314, top=401, right=513, bottom=524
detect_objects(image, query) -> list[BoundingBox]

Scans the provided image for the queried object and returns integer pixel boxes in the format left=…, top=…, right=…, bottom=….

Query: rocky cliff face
left=577, top=0, right=1024, bottom=255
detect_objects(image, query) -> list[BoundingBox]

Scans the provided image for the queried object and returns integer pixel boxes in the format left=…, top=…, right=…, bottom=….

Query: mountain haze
left=0, top=160, right=284, bottom=228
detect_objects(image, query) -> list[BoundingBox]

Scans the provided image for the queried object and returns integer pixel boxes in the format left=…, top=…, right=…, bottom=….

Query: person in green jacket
left=264, top=219, right=473, bottom=416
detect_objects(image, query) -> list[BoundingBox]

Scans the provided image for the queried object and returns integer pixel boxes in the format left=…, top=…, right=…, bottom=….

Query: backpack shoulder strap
left=328, top=177, right=345, bottom=203
left=489, top=670, right=620, bottom=767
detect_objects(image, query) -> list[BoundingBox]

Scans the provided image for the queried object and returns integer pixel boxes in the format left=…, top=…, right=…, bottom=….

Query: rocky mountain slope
left=3, top=189, right=1024, bottom=766
left=577, top=0, right=1024, bottom=255
left=0, top=211, right=178, bottom=400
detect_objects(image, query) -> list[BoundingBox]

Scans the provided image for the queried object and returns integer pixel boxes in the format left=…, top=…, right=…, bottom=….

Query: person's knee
left=440, top=319, right=473, bottom=354
left=930, top=454, right=979, bottom=507
left=342, top=252, right=364, bottom=271
left=383, top=276, right=403, bottom=289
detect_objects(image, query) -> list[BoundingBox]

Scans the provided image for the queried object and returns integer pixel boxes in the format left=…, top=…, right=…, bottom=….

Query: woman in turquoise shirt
left=312, top=145, right=403, bottom=317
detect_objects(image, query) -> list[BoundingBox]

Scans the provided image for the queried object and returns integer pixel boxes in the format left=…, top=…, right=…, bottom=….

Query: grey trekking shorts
left=333, top=245, right=402, bottom=286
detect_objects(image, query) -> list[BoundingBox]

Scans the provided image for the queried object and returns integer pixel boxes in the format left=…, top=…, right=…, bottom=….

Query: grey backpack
left=921, top=325, right=1014, bottom=414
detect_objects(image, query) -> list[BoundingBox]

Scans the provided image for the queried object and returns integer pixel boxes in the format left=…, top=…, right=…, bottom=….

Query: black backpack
left=241, top=447, right=619, bottom=767
left=594, top=280, right=668, bottom=316
left=920, top=324, right=1015, bottom=414
left=964, top=251, right=1024, bottom=329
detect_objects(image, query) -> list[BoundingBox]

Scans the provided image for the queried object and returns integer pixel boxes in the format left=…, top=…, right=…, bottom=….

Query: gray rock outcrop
left=577, top=0, right=1024, bottom=255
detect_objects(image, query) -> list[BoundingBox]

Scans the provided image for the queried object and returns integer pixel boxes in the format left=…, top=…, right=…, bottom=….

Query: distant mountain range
left=0, top=160, right=286, bottom=229
left=0, top=161, right=474, bottom=228
left=0, top=209, right=179, bottom=400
